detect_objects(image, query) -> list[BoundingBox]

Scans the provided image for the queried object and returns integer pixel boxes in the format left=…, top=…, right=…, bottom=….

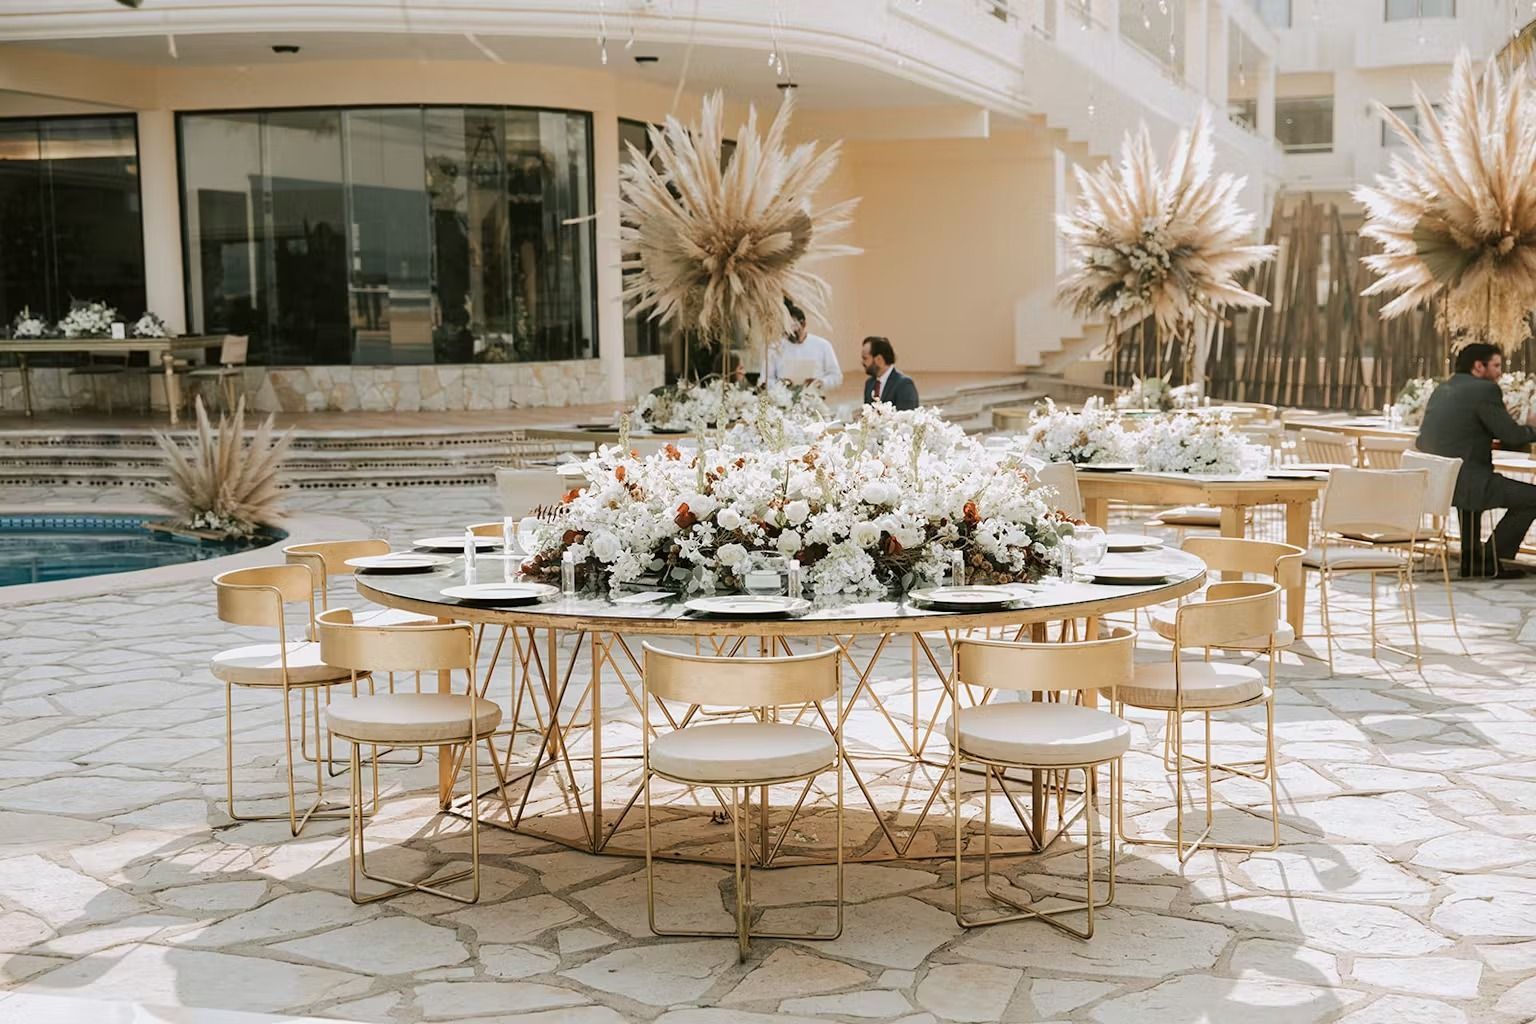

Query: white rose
left=777, top=529, right=803, bottom=556
left=590, top=531, right=620, bottom=563
left=717, top=543, right=748, bottom=567
left=784, top=500, right=810, bottom=526
left=861, top=480, right=895, bottom=506
left=717, top=508, right=743, bottom=531
left=850, top=521, right=881, bottom=548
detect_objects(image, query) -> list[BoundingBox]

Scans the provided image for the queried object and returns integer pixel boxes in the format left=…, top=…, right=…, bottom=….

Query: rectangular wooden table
left=1077, top=471, right=1325, bottom=634
left=3, top=336, right=222, bottom=425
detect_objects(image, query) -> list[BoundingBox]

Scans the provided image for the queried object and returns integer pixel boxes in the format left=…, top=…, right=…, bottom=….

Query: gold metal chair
left=1154, top=536, right=1304, bottom=655
left=1118, top=581, right=1282, bottom=862
left=1031, top=462, right=1083, bottom=520
left=1402, top=451, right=1464, bottom=643
left=284, top=540, right=433, bottom=770
left=1298, top=427, right=1356, bottom=466
left=641, top=643, right=844, bottom=961
left=185, top=334, right=249, bottom=413
left=949, top=628, right=1135, bottom=939
left=210, top=564, right=353, bottom=834
left=1301, top=467, right=1428, bottom=670
left=315, top=609, right=513, bottom=905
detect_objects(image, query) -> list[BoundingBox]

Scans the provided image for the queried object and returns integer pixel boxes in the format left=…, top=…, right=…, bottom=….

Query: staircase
left=0, top=379, right=1044, bottom=491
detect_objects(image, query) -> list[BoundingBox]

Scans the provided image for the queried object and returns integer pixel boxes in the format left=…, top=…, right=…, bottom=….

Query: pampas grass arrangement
left=618, top=91, right=858, bottom=354
left=152, top=397, right=291, bottom=539
left=1057, top=108, right=1275, bottom=340
left=1356, top=51, right=1536, bottom=352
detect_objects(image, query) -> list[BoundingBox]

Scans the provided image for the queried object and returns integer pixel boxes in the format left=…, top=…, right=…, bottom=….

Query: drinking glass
left=744, top=552, right=788, bottom=595
left=517, top=516, right=543, bottom=552
left=1070, top=525, right=1108, bottom=572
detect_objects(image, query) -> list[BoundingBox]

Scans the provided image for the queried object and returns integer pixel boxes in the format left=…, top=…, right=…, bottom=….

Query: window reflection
left=0, top=115, right=145, bottom=327
left=180, top=105, right=596, bottom=366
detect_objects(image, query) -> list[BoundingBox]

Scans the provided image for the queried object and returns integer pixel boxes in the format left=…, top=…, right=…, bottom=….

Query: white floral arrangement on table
left=56, top=300, right=117, bottom=339
left=131, top=312, right=168, bottom=339
left=1393, top=377, right=1439, bottom=426
left=633, top=377, right=831, bottom=438
left=1500, top=371, right=1536, bottom=423
left=1134, top=413, right=1251, bottom=475
left=1115, top=375, right=1203, bottom=412
left=522, top=406, right=1066, bottom=596
left=10, top=307, right=49, bottom=339
left=1020, top=398, right=1133, bottom=465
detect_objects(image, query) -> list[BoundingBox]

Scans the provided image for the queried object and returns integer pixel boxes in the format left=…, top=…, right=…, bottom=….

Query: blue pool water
left=0, top=514, right=281, bottom=588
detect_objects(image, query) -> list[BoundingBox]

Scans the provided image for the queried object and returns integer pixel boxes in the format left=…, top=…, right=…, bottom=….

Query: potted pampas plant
left=149, top=396, right=292, bottom=543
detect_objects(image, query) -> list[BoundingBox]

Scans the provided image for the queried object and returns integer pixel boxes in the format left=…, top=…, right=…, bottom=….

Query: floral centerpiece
left=131, top=312, right=168, bottom=339
left=1393, top=377, right=1438, bottom=426
left=1057, top=108, right=1276, bottom=380
left=56, top=300, right=116, bottom=339
left=1357, top=53, right=1536, bottom=355
left=1501, top=371, right=1536, bottom=423
left=634, top=377, right=830, bottom=436
left=1134, top=413, right=1250, bottom=475
left=522, top=406, right=1066, bottom=596
left=1020, top=397, right=1133, bottom=465
left=11, top=307, right=48, bottom=339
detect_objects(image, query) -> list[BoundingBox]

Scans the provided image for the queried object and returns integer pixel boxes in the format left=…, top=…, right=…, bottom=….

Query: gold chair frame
left=1118, top=581, right=1282, bottom=862
left=950, top=628, right=1135, bottom=940
left=316, top=609, right=515, bottom=905
left=212, top=564, right=352, bottom=835
left=641, top=642, right=844, bottom=961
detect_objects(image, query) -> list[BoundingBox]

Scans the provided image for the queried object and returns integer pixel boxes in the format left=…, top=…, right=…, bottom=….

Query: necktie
left=872, top=377, right=882, bottom=400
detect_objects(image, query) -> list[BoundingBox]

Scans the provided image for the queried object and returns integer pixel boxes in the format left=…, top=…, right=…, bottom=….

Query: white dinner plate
left=345, top=553, right=454, bottom=573
left=440, top=582, right=560, bottom=604
left=1079, top=462, right=1139, bottom=473
left=1103, top=533, right=1164, bottom=552
left=1082, top=564, right=1170, bottom=585
left=1267, top=468, right=1329, bottom=480
left=684, top=595, right=810, bottom=618
left=907, top=585, right=1019, bottom=610
left=414, top=535, right=503, bottom=552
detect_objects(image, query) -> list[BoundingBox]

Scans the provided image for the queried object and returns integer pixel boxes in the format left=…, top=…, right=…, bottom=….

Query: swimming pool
left=0, top=514, right=282, bottom=588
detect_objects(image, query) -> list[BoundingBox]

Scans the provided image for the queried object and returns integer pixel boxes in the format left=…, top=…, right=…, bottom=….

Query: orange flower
left=664, top=444, right=682, bottom=460
left=615, top=465, right=626, bottom=482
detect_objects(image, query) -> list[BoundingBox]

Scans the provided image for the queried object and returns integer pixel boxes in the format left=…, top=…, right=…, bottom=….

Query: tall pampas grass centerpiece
left=1057, top=108, right=1275, bottom=387
left=1356, top=51, right=1536, bottom=357
left=618, top=91, right=858, bottom=379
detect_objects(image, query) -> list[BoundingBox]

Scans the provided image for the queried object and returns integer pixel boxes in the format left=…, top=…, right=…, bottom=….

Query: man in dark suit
left=860, top=336, right=920, bottom=411
left=1416, top=342, right=1536, bottom=579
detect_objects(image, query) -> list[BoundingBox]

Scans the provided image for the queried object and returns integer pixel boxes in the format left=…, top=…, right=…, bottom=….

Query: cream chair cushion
left=1150, top=610, right=1295, bottom=650
left=648, top=722, right=836, bottom=784
left=1302, top=545, right=1407, bottom=570
left=324, top=693, right=502, bottom=744
left=210, top=642, right=351, bottom=686
left=948, top=702, right=1131, bottom=766
left=1156, top=505, right=1222, bottom=527
left=1121, top=661, right=1265, bottom=711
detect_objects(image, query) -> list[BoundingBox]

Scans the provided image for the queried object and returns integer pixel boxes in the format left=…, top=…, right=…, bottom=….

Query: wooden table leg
left=1083, top=496, right=1109, bottom=530
left=19, top=354, right=33, bottom=417
left=1284, top=500, right=1312, bottom=634
left=1217, top=504, right=1247, bottom=582
left=162, top=351, right=180, bottom=426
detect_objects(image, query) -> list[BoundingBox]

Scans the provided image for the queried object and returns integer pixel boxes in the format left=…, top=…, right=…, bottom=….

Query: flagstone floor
left=2, top=483, right=1536, bottom=1024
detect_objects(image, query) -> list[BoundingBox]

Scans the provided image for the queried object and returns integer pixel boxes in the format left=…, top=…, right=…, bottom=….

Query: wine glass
left=1069, top=526, right=1108, bottom=575
left=517, top=516, right=543, bottom=553
left=744, top=553, right=788, bottom=596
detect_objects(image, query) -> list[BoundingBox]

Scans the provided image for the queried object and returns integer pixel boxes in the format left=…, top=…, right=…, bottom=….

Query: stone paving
left=2, top=483, right=1536, bottom=1024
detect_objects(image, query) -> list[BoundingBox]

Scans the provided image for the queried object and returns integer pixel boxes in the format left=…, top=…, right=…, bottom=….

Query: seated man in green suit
left=1416, top=342, right=1536, bottom=579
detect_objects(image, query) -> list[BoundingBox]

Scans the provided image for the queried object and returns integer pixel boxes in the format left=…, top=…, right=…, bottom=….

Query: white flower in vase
left=11, top=307, right=49, bottom=339
left=131, top=312, right=168, bottom=339
left=57, top=300, right=117, bottom=339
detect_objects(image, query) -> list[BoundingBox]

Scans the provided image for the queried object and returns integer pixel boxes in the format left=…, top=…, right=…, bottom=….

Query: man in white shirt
left=763, top=300, right=842, bottom=390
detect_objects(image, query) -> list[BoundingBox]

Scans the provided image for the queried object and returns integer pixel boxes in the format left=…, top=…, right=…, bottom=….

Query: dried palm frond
left=1056, top=108, right=1276, bottom=333
left=619, top=91, right=859, bottom=349
left=151, top=397, right=292, bottom=537
left=1356, top=52, right=1536, bottom=350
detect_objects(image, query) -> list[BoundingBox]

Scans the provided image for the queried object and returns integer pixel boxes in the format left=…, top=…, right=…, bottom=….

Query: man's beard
left=864, top=363, right=878, bottom=378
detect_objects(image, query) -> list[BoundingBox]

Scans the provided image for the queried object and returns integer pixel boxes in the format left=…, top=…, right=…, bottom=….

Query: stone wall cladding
left=0, top=356, right=664, bottom=414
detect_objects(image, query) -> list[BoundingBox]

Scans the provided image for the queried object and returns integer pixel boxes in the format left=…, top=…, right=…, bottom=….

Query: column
left=591, top=104, right=627, bottom=403
left=135, top=109, right=188, bottom=335
left=1183, top=0, right=1209, bottom=91
left=1257, top=56, right=1277, bottom=140
left=1208, top=9, right=1230, bottom=110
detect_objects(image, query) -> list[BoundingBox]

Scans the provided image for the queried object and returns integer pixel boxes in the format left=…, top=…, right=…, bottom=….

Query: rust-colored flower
left=675, top=502, right=698, bottom=530
left=615, top=465, right=627, bottom=482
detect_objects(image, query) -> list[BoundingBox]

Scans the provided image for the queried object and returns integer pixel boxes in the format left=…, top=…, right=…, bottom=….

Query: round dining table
left=356, top=546, right=1206, bottom=864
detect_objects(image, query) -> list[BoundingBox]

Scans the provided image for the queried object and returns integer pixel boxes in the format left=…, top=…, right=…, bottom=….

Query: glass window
left=1228, top=98, right=1259, bottom=131
left=1385, top=0, right=1454, bottom=20
left=1277, top=96, right=1333, bottom=153
left=0, top=115, right=144, bottom=328
left=1382, top=103, right=1440, bottom=146
left=180, top=105, right=597, bottom=366
left=1251, top=0, right=1291, bottom=28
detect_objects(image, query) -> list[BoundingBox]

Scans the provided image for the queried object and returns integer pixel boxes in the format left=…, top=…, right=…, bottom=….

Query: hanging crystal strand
left=597, top=0, right=609, bottom=64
